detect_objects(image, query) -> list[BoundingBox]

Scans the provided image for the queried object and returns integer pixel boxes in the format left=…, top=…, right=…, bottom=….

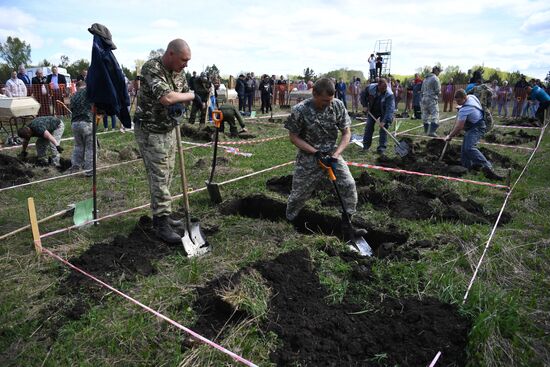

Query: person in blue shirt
left=444, top=89, right=504, bottom=180
left=336, top=79, right=347, bottom=108
left=362, top=78, right=395, bottom=155
left=527, top=84, right=550, bottom=125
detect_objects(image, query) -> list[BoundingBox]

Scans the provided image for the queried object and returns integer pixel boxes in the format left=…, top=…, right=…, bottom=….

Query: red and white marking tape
left=40, top=247, right=258, bottom=367
left=224, top=147, right=252, bottom=157
left=400, top=133, right=535, bottom=151
left=428, top=351, right=442, bottom=367
left=346, top=161, right=510, bottom=190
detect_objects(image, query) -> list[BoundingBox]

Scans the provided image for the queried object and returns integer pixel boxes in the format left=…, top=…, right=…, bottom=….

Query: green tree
left=66, top=59, right=90, bottom=79
left=0, top=36, right=31, bottom=70
left=38, top=59, right=51, bottom=67
left=59, top=55, right=70, bottom=68
left=121, top=64, right=135, bottom=80
left=323, top=68, right=365, bottom=82
left=303, top=67, right=316, bottom=82
left=148, top=48, right=164, bottom=60
left=205, top=64, right=220, bottom=79
left=508, top=70, right=522, bottom=86
left=0, top=63, right=12, bottom=83
left=441, top=65, right=468, bottom=84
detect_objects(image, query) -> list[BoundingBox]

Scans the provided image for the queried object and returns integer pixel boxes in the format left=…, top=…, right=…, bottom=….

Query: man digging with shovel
left=133, top=39, right=202, bottom=244
left=284, top=78, right=370, bottom=253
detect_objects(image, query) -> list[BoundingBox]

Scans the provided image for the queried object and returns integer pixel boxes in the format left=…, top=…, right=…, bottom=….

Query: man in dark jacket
left=259, top=74, right=273, bottom=113
left=362, top=78, right=395, bottom=154
left=236, top=74, right=246, bottom=112
left=189, top=72, right=210, bottom=127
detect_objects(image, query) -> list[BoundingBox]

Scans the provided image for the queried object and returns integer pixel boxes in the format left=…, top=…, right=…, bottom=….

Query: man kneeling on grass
left=284, top=77, right=367, bottom=238
left=445, top=89, right=504, bottom=181
left=18, top=116, right=65, bottom=167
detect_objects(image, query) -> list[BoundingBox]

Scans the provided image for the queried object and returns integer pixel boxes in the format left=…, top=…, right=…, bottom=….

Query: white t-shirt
left=5, top=78, right=27, bottom=97
left=368, top=57, right=376, bottom=69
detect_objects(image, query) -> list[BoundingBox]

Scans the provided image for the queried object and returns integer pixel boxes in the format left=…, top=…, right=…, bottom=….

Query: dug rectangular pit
left=220, top=194, right=408, bottom=257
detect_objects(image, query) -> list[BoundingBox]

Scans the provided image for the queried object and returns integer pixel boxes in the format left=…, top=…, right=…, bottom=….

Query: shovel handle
left=367, top=111, right=401, bottom=145
left=212, top=110, right=223, bottom=128
left=319, top=160, right=336, bottom=181
left=438, top=141, right=449, bottom=162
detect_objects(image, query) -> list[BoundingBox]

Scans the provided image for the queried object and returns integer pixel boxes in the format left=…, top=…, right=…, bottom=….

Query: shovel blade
left=181, top=222, right=210, bottom=257
left=206, top=182, right=223, bottom=204
left=351, top=236, right=373, bottom=257
left=395, top=142, right=409, bottom=157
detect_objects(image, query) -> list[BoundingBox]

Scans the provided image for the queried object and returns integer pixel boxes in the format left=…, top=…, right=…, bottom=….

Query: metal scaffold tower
left=374, top=39, right=392, bottom=77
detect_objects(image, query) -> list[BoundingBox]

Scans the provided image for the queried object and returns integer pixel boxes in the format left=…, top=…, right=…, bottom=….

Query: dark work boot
left=341, top=214, right=368, bottom=238
left=167, top=217, right=186, bottom=230
left=482, top=166, right=505, bottom=181
left=153, top=216, right=182, bottom=244
left=423, top=124, right=429, bottom=134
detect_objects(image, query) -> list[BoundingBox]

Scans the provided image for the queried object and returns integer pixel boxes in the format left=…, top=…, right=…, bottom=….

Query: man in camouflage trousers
left=69, top=81, right=94, bottom=175
left=218, top=104, right=247, bottom=137
left=284, top=78, right=367, bottom=238
left=17, top=116, right=65, bottom=167
left=189, top=72, right=210, bottom=127
left=134, top=39, right=201, bottom=244
left=421, top=66, right=442, bottom=137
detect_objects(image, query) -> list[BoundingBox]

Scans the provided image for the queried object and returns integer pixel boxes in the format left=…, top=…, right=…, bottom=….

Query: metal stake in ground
left=206, top=110, right=223, bottom=204
left=368, top=111, right=410, bottom=157
left=92, top=105, right=98, bottom=224
left=172, top=111, right=210, bottom=257
left=319, top=159, right=372, bottom=256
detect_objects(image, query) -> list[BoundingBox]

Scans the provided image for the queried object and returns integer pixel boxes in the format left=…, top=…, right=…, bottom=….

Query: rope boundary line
left=462, top=118, right=548, bottom=303
left=40, top=247, right=258, bottom=367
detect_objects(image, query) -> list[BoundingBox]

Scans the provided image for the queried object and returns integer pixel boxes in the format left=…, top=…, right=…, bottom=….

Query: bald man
left=134, top=39, right=201, bottom=244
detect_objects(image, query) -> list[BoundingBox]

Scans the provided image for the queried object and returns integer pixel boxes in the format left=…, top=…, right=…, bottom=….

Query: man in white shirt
left=5, top=70, right=28, bottom=97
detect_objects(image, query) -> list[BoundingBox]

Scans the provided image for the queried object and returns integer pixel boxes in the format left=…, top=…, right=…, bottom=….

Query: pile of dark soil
left=0, top=153, right=33, bottom=188
left=484, top=129, right=538, bottom=145
left=267, top=173, right=510, bottom=225
left=377, top=138, right=517, bottom=176
left=191, top=249, right=470, bottom=366
left=355, top=172, right=511, bottom=224
left=181, top=124, right=214, bottom=141
left=55, top=216, right=179, bottom=320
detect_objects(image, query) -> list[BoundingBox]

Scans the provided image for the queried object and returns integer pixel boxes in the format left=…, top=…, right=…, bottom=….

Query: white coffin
left=0, top=97, right=41, bottom=119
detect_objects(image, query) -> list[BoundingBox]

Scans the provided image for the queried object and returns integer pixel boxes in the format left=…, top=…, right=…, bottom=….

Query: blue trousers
left=363, top=115, right=390, bottom=153
left=103, top=115, right=116, bottom=129
left=461, top=125, right=491, bottom=169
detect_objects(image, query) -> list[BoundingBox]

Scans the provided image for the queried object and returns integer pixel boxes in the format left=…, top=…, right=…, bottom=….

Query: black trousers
left=261, top=93, right=272, bottom=113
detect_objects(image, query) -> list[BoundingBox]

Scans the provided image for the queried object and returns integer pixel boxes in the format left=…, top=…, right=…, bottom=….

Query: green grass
left=1, top=105, right=548, bottom=366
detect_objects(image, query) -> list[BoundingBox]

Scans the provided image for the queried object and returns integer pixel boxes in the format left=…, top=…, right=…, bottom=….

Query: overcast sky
left=1, top=0, right=549, bottom=79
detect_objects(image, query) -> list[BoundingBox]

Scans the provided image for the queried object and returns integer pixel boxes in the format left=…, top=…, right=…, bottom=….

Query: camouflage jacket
left=134, top=57, right=189, bottom=133
left=284, top=97, right=350, bottom=153
left=421, top=73, right=441, bottom=101
left=472, top=84, right=494, bottom=109
left=70, top=88, right=93, bottom=123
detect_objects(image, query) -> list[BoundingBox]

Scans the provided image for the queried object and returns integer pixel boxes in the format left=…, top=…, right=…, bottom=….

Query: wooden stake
left=27, top=197, right=42, bottom=254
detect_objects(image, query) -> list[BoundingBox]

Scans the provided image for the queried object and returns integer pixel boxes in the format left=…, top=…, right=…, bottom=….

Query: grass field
left=0, top=104, right=548, bottom=366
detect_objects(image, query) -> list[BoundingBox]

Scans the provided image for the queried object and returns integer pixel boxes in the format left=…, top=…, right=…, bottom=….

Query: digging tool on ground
left=172, top=110, right=210, bottom=257
left=368, top=111, right=410, bottom=157
left=206, top=110, right=223, bottom=204
left=318, top=158, right=373, bottom=256
left=439, top=140, right=449, bottom=162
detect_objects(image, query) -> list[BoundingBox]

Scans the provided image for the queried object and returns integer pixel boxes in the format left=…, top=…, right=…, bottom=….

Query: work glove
left=18, top=150, right=28, bottom=158
left=167, top=102, right=186, bottom=117
left=192, top=94, right=203, bottom=110
left=314, top=150, right=336, bottom=168
left=56, top=145, right=64, bottom=153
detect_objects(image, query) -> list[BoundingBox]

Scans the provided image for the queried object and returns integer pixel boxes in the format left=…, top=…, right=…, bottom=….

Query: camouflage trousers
left=71, top=121, right=94, bottom=170
left=134, top=121, right=177, bottom=217
left=421, top=98, right=439, bottom=132
left=286, top=152, right=358, bottom=220
left=36, top=121, right=64, bottom=166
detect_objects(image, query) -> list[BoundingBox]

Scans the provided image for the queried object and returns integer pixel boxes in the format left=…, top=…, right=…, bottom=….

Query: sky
left=1, top=0, right=549, bottom=80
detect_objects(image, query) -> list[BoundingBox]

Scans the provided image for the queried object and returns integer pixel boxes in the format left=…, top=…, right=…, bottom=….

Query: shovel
left=206, top=110, right=223, bottom=204
left=368, top=111, right=410, bottom=157
left=172, top=111, right=210, bottom=257
left=319, top=158, right=373, bottom=257
left=438, top=140, right=449, bottom=162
